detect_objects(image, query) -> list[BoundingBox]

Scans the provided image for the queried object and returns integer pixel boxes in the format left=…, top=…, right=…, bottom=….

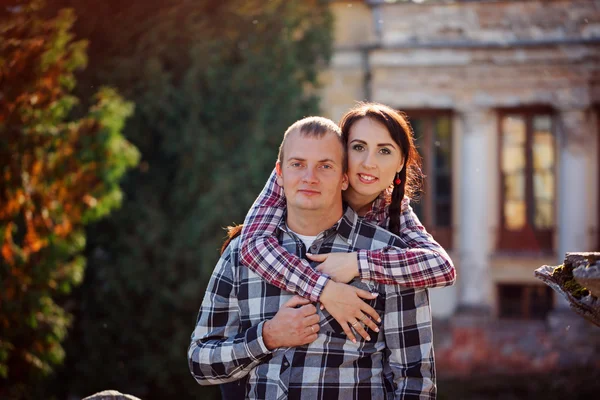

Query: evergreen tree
left=48, top=0, right=333, bottom=399
left=0, top=2, right=139, bottom=399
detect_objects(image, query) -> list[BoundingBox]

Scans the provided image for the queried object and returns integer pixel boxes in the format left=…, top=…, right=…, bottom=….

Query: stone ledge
left=82, top=390, right=141, bottom=400
left=534, top=252, right=600, bottom=327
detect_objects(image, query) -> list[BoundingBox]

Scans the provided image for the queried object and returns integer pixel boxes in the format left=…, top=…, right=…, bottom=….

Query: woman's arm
left=356, top=199, right=456, bottom=288
left=239, top=169, right=381, bottom=342
left=239, top=169, right=329, bottom=302
left=312, top=199, right=455, bottom=288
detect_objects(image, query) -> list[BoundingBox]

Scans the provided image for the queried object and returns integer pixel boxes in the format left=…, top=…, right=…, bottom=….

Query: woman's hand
left=308, top=252, right=360, bottom=283
left=319, top=280, right=381, bottom=343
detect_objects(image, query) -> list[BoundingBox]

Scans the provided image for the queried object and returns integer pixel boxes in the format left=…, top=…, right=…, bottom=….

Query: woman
left=238, top=102, right=455, bottom=342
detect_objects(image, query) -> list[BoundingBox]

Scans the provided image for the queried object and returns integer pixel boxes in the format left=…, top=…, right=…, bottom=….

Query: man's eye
left=321, top=164, right=332, bottom=169
left=352, top=144, right=364, bottom=151
left=291, top=162, right=302, bottom=167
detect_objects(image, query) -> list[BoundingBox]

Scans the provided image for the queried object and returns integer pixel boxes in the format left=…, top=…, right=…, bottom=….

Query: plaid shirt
left=189, top=206, right=435, bottom=399
left=239, top=169, right=455, bottom=302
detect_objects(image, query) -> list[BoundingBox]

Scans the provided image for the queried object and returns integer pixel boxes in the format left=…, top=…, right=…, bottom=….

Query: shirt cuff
left=245, top=321, right=273, bottom=360
left=357, top=249, right=372, bottom=280
left=311, top=274, right=331, bottom=302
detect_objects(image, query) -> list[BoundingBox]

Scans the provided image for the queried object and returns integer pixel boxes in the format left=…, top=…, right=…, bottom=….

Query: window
left=498, top=109, right=556, bottom=253
left=497, top=284, right=554, bottom=320
left=409, top=110, right=453, bottom=249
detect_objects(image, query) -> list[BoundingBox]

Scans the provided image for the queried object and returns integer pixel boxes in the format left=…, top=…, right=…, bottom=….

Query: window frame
left=405, top=109, right=454, bottom=250
left=496, top=106, right=557, bottom=254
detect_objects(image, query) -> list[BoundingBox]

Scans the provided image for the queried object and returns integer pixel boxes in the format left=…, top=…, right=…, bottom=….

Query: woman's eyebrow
left=350, top=138, right=396, bottom=149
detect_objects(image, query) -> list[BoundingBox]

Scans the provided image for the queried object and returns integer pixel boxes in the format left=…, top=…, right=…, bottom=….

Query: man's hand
left=319, top=280, right=381, bottom=343
left=308, top=252, right=360, bottom=283
left=262, top=295, right=320, bottom=350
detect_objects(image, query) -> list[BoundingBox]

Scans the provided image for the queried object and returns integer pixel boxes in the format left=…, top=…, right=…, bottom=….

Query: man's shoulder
left=220, top=236, right=242, bottom=263
left=354, top=217, right=403, bottom=248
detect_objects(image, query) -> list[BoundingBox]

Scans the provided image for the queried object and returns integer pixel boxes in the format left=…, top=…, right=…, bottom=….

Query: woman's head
left=339, top=102, right=423, bottom=233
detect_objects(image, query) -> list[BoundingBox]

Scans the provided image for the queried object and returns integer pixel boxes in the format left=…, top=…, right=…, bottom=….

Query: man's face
left=276, top=131, right=348, bottom=213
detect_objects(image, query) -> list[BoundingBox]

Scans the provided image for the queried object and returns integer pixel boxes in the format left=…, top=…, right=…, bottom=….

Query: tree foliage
left=0, top=2, right=139, bottom=398
left=43, top=0, right=333, bottom=398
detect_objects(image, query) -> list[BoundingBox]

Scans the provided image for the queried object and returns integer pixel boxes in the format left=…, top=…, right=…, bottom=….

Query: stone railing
left=535, top=252, right=600, bottom=327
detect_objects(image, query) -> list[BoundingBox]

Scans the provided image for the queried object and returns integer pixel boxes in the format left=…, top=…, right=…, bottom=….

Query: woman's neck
left=343, top=187, right=379, bottom=217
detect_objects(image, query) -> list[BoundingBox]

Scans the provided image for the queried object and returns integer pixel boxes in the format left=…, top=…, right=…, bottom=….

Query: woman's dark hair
left=339, top=102, right=423, bottom=235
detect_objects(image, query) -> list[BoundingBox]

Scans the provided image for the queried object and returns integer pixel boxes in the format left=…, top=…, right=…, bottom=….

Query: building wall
left=321, top=0, right=600, bottom=376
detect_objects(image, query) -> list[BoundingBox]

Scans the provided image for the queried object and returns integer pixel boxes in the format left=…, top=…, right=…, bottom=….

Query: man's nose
left=302, top=167, right=319, bottom=183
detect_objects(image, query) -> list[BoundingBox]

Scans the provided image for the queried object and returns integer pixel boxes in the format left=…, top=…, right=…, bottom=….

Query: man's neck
left=286, top=206, right=344, bottom=236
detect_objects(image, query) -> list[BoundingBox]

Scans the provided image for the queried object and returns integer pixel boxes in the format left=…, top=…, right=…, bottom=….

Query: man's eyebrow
left=350, top=139, right=397, bottom=149
left=287, top=157, right=339, bottom=165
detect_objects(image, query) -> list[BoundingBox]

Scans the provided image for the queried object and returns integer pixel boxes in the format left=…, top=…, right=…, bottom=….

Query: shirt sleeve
left=239, top=168, right=330, bottom=302
left=188, top=248, right=272, bottom=386
left=383, top=286, right=436, bottom=399
left=356, top=198, right=456, bottom=288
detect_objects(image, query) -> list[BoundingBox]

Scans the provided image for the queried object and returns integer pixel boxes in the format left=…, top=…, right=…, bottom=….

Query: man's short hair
left=277, top=116, right=347, bottom=173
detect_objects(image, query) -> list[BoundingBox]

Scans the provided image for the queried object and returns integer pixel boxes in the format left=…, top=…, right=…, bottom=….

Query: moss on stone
left=551, top=264, right=590, bottom=299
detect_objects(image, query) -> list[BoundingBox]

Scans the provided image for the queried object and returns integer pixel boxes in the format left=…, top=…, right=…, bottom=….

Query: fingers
left=355, top=288, right=379, bottom=300
left=307, top=253, right=328, bottom=262
left=284, top=295, right=311, bottom=308
left=303, top=333, right=319, bottom=345
left=306, top=323, right=320, bottom=336
left=358, top=313, right=379, bottom=333
left=341, top=322, right=358, bottom=343
left=351, top=319, right=371, bottom=342
left=298, top=303, right=317, bottom=317
left=304, top=313, right=320, bottom=326
left=359, top=301, right=381, bottom=324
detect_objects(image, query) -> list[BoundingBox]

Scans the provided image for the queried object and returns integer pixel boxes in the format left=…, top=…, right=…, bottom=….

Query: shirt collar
left=276, top=205, right=360, bottom=244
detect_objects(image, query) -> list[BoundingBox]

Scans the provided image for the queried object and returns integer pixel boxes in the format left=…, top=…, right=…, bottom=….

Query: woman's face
left=346, top=117, right=404, bottom=200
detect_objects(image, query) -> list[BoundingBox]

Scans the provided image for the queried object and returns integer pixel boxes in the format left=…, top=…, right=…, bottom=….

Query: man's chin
left=290, top=201, right=323, bottom=212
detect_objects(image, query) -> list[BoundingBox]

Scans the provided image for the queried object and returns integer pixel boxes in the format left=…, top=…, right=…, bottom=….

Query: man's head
left=276, top=117, right=348, bottom=218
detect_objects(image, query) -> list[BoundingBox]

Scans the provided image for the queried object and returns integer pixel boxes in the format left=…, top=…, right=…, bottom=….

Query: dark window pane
left=435, top=174, right=451, bottom=199
left=498, top=284, right=554, bottom=320
left=498, top=284, right=524, bottom=319
left=412, top=200, right=425, bottom=223
left=435, top=202, right=451, bottom=227
left=528, top=285, right=554, bottom=319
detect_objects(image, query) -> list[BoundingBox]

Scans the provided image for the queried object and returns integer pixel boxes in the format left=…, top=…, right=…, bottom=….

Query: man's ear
left=275, top=161, right=284, bottom=187
left=341, top=172, right=349, bottom=191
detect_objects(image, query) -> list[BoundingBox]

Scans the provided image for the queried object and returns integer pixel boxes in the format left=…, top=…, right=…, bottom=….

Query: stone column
left=557, top=108, right=593, bottom=260
left=553, top=108, right=594, bottom=312
left=457, top=109, right=493, bottom=313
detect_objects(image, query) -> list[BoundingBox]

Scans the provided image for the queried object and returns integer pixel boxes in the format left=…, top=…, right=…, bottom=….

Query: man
left=188, top=117, right=435, bottom=399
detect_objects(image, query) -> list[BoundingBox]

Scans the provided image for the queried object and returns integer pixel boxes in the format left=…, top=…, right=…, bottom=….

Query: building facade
left=321, top=0, right=600, bottom=376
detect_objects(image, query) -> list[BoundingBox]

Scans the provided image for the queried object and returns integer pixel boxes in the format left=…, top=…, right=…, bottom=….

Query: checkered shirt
left=239, top=169, right=455, bottom=302
left=189, top=206, right=436, bottom=399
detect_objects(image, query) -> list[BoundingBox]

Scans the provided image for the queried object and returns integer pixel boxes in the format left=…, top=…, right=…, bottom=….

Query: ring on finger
left=360, top=314, right=368, bottom=322
left=310, top=325, right=315, bottom=333
left=351, top=320, right=359, bottom=327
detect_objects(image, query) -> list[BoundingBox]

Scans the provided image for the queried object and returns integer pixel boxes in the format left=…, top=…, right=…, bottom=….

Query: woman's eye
left=352, top=144, right=364, bottom=151
left=380, top=148, right=391, bottom=155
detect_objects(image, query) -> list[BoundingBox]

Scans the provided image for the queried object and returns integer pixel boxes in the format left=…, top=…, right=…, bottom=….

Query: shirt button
left=283, top=361, right=289, bottom=367
left=310, top=245, right=317, bottom=251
